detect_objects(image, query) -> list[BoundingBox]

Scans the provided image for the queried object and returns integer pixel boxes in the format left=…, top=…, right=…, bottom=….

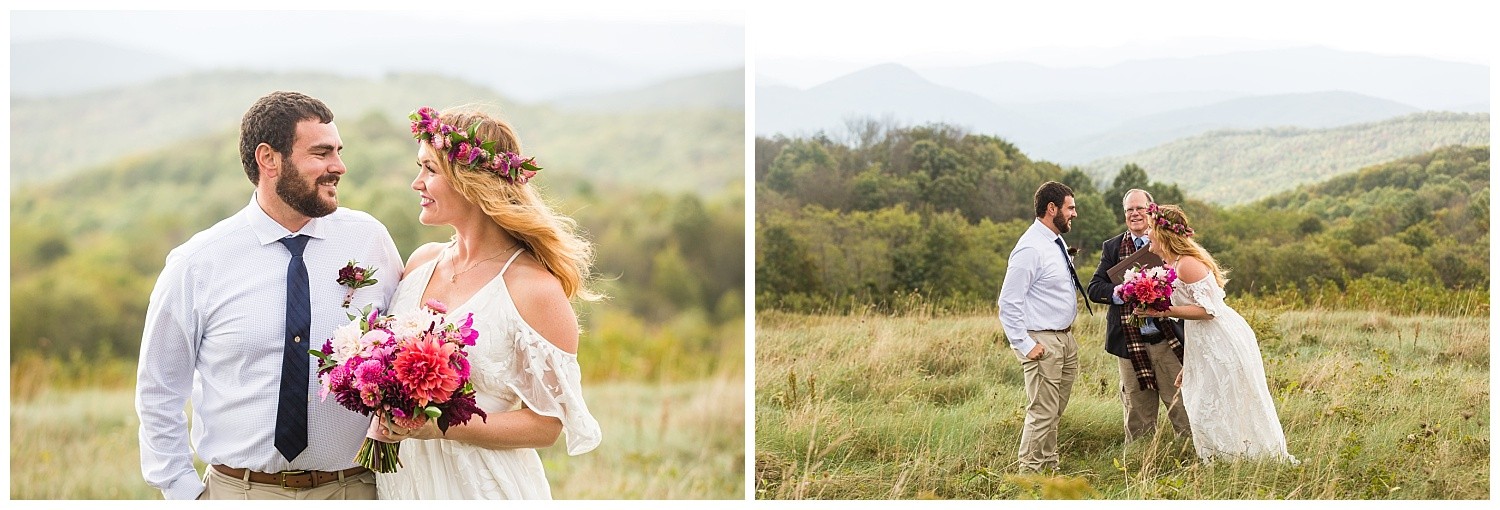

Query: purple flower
left=441, top=395, right=487, bottom=430
left=323, top=362, right=355, bottom=403
left=353, top=358, right=393, bottom=407
left=452, top=352, right=471, bottom=381
left=455, top=142, right=472, bottom=163
left=456, top=313, right=478, bottom=346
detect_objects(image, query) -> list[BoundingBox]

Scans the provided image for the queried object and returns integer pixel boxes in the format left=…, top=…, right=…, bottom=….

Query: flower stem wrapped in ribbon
left=409, top=106, right=542, bottom=184
left=1118, top=265, right=1178, bottom=327
left=310, top=301, right=487, bottom=473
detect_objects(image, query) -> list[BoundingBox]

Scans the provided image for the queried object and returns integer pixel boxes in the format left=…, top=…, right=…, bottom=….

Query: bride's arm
left=371, top=407, right=562, bottom=449
left=1156, top=304, right=1213, bottom=321
left=1145, top=256, right=1215, bottom=321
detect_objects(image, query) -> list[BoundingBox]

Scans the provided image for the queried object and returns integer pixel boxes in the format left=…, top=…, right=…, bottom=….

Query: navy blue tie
left=1134, top=236, right=1147, bottom=250
left=1054, top=237, right=1093, bottom=316
left=276, top=235, right=311, bottom=462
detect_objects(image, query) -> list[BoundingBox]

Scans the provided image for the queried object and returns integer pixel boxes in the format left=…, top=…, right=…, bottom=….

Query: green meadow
left=754, top=308, right=1488, bottom=499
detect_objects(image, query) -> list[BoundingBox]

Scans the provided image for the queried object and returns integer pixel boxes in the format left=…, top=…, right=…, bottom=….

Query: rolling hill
left=554, top=67, right=745, bottom=112
left=10, top=70, right=744, bottom=194
left=10, top=39, right=196, bottom=97
left=1035, top=91, right=1422, bottom=164
left=1082, top=112, right=1490, bottom=204
left=754, top=63, right=1064, bottom=148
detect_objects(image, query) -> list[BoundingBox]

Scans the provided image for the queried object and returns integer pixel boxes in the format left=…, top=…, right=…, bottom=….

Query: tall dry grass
left=755, top=308, right=1489, bottom=499
left=11, top=367, right=744, bottom=499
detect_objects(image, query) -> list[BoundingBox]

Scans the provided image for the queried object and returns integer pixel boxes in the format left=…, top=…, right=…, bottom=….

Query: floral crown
left=409, top=107, right=541, bottom=185
left=1147, top=203, right=1194, bottom=237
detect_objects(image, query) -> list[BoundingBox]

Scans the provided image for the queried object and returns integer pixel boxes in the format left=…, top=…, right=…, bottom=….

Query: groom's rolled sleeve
left=998, top=247, right=1039, bottom=355
left=135, top=253, right=205, bottom=500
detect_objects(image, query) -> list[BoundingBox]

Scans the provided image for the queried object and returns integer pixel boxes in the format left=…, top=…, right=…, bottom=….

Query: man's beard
left=276, top=160, right=338, bottom=218
left=1052, top=213, right=1071, bottom=234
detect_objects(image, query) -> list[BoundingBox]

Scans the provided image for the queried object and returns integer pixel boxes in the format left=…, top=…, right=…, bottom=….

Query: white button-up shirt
left=135, top=196, right=402, bottom=500
left=997, top=218, right=1079, bottom=355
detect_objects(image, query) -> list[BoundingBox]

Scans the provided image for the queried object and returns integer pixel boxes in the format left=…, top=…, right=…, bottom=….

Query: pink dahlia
left=392, top=336, right=461, bottom=406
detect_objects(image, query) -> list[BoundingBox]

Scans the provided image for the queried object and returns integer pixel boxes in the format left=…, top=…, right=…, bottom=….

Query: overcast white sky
left=8, top=0, right=743, bottom=23
left=8, top=2, right=743, bottom=64
left=751, top=0, right=1494, bottom=86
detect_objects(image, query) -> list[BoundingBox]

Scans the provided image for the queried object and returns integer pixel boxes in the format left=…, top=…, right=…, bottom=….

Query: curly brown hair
left=239, top=91, right=334, bottom=184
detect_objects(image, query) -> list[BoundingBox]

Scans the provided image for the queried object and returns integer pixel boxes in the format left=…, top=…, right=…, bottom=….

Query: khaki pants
left=1118, top=340, right=1191, bottom=442
left=198, top=465, right=377, bottom=500
left=1014, top=330, right=1078, bottom=472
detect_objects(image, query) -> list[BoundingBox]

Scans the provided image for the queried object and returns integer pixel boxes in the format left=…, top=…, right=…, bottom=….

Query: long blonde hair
left=426, top=107, right=600, bottom=301
left=1151, top=204, right=1229, bottom=287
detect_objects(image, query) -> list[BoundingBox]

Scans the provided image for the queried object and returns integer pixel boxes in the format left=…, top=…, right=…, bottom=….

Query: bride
left=1138, top=204, right=1296, bottom=464
left=368, top=106, right=602, bottom=498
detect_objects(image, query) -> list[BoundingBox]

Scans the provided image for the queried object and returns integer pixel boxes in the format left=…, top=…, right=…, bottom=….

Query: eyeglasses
left=1124, top=206, right=1150, bottom=214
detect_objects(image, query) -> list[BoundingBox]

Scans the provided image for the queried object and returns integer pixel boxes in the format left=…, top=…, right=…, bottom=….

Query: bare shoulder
left=404, top=242, right=447, bottom=275
left=1177, top=255, right=1211, bottom=284
left=503, top=253, right=580, bottom=354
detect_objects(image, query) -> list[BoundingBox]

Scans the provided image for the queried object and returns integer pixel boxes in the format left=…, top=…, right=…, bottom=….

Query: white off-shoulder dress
left=1173, top=275, right=1296, bottom=464
left=377, top=249, right=601, bottom=499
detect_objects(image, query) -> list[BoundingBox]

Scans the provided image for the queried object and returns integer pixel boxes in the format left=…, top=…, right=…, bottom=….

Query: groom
left=1086, top=189, right=1189, bottom=443
left=135, top=91, right=403, bottom=499
left=998, top=181, right=1090, bottom=473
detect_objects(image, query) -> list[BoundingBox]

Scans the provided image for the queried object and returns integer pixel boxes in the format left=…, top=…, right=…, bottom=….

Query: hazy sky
left=9, top=5, right=743, bottom=67
left=7, top=3, right=745, bottom=100
left=751, top=0, right=1494, bottom=87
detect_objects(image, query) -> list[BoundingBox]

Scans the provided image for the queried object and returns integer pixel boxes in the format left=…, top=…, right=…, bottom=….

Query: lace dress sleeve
left=502, top=325, right=602, bottom=455
left=1178, top=278, right=1228, bottom=319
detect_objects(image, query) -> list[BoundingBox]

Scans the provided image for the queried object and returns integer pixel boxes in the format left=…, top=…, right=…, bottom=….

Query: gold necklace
left=445, top=243, right=517, bottom=283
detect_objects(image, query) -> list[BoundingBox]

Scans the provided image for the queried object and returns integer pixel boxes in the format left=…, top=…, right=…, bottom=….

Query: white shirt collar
left=243, top=192, right=328, bottom=246
left=1033, top=218, right=1063, bottom=246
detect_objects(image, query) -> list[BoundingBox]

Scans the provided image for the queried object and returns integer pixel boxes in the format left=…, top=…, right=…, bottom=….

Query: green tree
left=1060, top=167, right=1096, bottom=196
left=756, top=224, right=821, bottom=296
left=1106, top=163, right=1151, bottom=223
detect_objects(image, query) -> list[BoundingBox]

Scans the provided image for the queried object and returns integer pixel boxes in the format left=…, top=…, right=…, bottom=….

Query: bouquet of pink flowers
left=310, top=299, right=487, bottom=473
left=1118, top=265, right=1178, bottom=327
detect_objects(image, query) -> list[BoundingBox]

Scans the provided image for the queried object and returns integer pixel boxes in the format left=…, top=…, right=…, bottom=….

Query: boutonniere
left=337, top=261, right=379, bottom=308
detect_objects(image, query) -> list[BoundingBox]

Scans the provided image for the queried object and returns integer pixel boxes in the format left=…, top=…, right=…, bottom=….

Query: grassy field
left=754, top=308, right=1489, bottom=499
left=10, top=368, right=745, bottom=499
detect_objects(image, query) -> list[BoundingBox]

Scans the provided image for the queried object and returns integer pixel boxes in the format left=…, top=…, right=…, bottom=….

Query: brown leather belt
left=212, top=464, right=369, bottom=490
left=1033, top=326, right=1073, bottom=334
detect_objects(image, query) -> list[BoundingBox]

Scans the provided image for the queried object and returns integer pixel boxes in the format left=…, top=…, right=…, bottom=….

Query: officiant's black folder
left=1107, top=248, right=1166, bottom=284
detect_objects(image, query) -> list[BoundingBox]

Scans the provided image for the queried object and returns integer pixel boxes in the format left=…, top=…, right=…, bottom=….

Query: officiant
left=1086, top=188, right=1189, bottom=443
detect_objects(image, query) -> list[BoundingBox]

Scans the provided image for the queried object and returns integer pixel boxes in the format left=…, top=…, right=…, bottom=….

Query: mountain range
left=756, top=47, right=1488, bottom=167
left=11, top=68, right=744, bottom=194
left=918, top=47, right=1486, bottom=110
left=11, top=14, right=744, bottom=103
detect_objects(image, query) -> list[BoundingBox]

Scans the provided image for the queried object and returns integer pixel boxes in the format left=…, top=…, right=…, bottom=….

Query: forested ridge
left=755, top=123, right=1487, bottom=314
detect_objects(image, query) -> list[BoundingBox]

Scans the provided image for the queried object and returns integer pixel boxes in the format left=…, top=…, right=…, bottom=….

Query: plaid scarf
left=1118, top=233, right=1185, bottom=391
